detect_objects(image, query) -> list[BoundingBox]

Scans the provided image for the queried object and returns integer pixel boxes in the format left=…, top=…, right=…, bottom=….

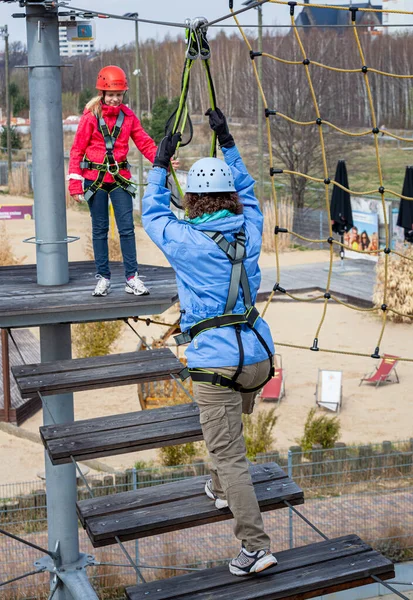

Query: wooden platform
left=77, top=463, right=303, bottom=547
left=40, top=403, right=202, bottom=465
left=0, top=329, right=41, bottom=425
left=12, top=348, right=184, bottom=398
left=126, top=535, right=395, bottom=600
left=258, top=260, right=376, bottom=308
left=0, top=261, right=178, bottom=328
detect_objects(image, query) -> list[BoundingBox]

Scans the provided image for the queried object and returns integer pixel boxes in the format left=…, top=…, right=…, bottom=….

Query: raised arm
left=142, top=133, right=184, bottom=256
left=206, top=108, right=263, bottom=233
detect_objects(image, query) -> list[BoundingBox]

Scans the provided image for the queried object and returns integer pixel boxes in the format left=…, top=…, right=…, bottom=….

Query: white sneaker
left=229, top=547, right=277, bottom=576
left=125, top=273, right=149, bottom=296
left=204, top=479, right=228, bottom=509
left=92, top=275, right=111, bottom=297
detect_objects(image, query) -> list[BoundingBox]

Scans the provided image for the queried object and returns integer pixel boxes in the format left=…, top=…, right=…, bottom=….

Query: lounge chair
left=260, top=354, right=285, bottom=403
left=359, top=354, right=399, bottom=387
left=315, top=369, right=342, bottom=413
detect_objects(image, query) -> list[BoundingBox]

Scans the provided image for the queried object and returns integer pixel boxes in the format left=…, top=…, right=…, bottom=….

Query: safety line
left=95, top=560, right=202, bottom=572
left=124, top=319, right=195, bottom=404
left=0, top=569, right=45, bottom=588
left=115, top=536, right=147, bottom=583
left=58, top=5, right=188, bottom=28
left=0, top=528, right=56, bottom=559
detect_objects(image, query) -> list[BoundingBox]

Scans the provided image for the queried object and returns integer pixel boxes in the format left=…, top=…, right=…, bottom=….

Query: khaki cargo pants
left=193, top=359, right=271, bottom=552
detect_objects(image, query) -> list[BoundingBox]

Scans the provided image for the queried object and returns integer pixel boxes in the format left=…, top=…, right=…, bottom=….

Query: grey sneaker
left=92, top=275, right=111, bottom=297
left=204, top=479, right=228, bottom=509
left=229, top=547, right=277, bottom=576
left=125, top=273, right=149, bottom=296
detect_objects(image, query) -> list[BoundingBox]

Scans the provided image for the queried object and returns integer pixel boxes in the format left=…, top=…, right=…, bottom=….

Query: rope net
left=230, top=1, right=413, bottom=363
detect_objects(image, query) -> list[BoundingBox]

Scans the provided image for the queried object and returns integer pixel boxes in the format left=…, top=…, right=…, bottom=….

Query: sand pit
left=0, top=204, right=411, bottom=484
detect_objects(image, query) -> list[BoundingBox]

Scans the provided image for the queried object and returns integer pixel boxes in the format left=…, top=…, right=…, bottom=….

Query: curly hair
left=183, top=192, right=243, bottom=220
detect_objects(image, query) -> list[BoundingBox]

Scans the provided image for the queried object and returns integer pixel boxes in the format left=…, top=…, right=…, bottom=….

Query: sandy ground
left=0, top=203, right=412, bottom=485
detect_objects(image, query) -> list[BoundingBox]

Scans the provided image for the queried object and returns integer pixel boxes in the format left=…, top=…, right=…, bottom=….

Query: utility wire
left=57, top=4, right=187, bottom=28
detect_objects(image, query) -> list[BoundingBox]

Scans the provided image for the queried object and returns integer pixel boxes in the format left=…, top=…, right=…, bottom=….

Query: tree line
left=1, top=30, right=413, bottom=127
left=1, top=29, right=413, bottom=207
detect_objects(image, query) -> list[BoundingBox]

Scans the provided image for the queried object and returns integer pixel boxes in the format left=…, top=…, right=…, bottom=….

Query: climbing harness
left=81, top=110, right=136, bottom=202
left=166, top=17, right=218, bottom=208
left=176, top=229, right=274, bottom=393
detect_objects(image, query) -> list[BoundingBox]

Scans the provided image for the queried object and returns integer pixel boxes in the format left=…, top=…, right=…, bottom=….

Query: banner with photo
left=343, top=210, right=379, bottom=261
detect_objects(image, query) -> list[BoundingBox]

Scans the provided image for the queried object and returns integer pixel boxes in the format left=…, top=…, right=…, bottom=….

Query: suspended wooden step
left=77, top=462, right=303, bottom=548
left=126, top=535, right=395, bottom=600
left=12, top=348, right=184, bottom=398
left=41, top=403, right=201, bottom=465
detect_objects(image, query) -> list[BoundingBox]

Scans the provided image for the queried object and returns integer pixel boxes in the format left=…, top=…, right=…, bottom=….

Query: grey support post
left=26, top=3, right=69, bottom=286
left=25, top=5, right=97, bottom=598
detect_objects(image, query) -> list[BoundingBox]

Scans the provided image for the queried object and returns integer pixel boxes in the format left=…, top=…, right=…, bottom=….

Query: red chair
left=260, top=354, right=285, bottom=403
left=359, top=354, right=399, bottom=387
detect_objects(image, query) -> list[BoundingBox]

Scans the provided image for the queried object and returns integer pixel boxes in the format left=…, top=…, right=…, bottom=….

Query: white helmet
left=186, top=157, right=235, bottom=194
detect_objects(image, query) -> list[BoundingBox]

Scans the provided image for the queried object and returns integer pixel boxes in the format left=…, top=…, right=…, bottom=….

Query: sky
left=0, top=0, right=314, bottom=49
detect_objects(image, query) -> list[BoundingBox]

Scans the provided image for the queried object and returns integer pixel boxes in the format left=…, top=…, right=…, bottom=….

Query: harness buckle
left=107, top=160, right=120, bottom=175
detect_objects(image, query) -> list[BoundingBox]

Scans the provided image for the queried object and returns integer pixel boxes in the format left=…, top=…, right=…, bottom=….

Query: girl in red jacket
left=69, top=65, right=164, bottom=297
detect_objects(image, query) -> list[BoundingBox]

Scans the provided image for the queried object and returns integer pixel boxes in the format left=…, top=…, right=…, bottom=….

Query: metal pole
left=132, top=467, right=140, bottom=584
left=257, top=6, right=264, bottom=206
left=1, top=329, right=11, bottom=423
left=25, top=5, right=91, bottom=599
left=287, top=450, right=294, bottom=549
left=135, top=17, right=144, bottom=215
left=26, top=4, right=69, bottom=286
left=40, top=327, right=81, bottom=600
left=4, top=25, right=12, bottom=180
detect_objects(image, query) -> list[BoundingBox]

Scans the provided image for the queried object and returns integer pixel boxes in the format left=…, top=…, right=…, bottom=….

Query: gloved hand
left=205, top=107, right=235, bottom=148
left=153, top=132, right=182, bottom=170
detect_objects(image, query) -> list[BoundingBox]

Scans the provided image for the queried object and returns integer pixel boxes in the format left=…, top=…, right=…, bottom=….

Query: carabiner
left=107, top=160, right=120, bottom=175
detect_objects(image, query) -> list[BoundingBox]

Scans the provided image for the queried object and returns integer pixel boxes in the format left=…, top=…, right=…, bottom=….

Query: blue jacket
left=142, top=145, right=274, bottom=369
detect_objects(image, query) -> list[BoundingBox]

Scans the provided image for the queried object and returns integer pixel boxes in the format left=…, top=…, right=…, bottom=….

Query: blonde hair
left=85, top=94, right=103, bottom=118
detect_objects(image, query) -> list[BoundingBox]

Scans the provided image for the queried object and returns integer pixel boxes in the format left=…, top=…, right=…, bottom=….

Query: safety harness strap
left=174, top=307, right=260, bottom=346
left=187, top=363, right=273, bottom=394
left=176, top=227, right=274, bottom=393
left=80, top=159, right=130, bottom=171
left=82, top=110, right=136, bottom=201
left=204, top=229, right=252, bottom=312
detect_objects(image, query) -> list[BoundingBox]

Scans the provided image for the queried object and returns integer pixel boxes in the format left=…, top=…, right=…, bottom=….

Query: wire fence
left=1, top=439, right=412, bottom=598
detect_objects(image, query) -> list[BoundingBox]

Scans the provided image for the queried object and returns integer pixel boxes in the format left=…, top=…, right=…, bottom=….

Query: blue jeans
left=85, top=180, right=138, bottom=279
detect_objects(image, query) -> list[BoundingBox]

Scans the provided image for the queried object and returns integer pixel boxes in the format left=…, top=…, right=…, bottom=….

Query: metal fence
left=1, top=439, right=412, bottom=598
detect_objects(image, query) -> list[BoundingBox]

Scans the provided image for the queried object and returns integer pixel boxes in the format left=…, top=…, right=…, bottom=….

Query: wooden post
left=1, top=329, right=11, bottom=423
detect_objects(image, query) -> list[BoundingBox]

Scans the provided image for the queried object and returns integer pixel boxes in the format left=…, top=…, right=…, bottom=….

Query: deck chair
left=359, top=354, right=399, bottom=387
left=260, top=354, right=285, bottom=404
left=315, top=369, right=342, bottom=413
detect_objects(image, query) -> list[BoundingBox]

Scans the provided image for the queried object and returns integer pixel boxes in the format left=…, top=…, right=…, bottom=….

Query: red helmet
left=96, top=66, right=128, bottom=91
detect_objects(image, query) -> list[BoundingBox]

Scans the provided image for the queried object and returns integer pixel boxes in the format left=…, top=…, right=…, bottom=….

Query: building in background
left=381, top=0, right=413, bottom=34
left=296, top=1, right=382, bottom=31
left=59, top=16, right=95, bottom=57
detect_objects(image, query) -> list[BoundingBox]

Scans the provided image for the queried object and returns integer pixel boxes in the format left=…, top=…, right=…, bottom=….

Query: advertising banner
left=0, top=204, right=33, bottom=220
left=66, top=21, right=94, bottom=42
left=343, top=209, right=379, bottom=261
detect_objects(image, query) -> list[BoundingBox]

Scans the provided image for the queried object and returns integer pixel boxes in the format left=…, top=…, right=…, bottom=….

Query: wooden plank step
left=12, top=348, right=184, bottom=398
left=41, top=403, right=202, bottom=465
left=126, top=535, right=395, bottom=600
left=77, top=463, right=304, bottom=548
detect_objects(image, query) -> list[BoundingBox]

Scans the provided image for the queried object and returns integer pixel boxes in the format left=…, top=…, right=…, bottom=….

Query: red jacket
left=68, top=103, right=157, bottom=195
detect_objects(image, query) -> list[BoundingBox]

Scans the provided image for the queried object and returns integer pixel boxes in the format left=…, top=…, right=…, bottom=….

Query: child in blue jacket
left=142, top=108, right=276, bottom=576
